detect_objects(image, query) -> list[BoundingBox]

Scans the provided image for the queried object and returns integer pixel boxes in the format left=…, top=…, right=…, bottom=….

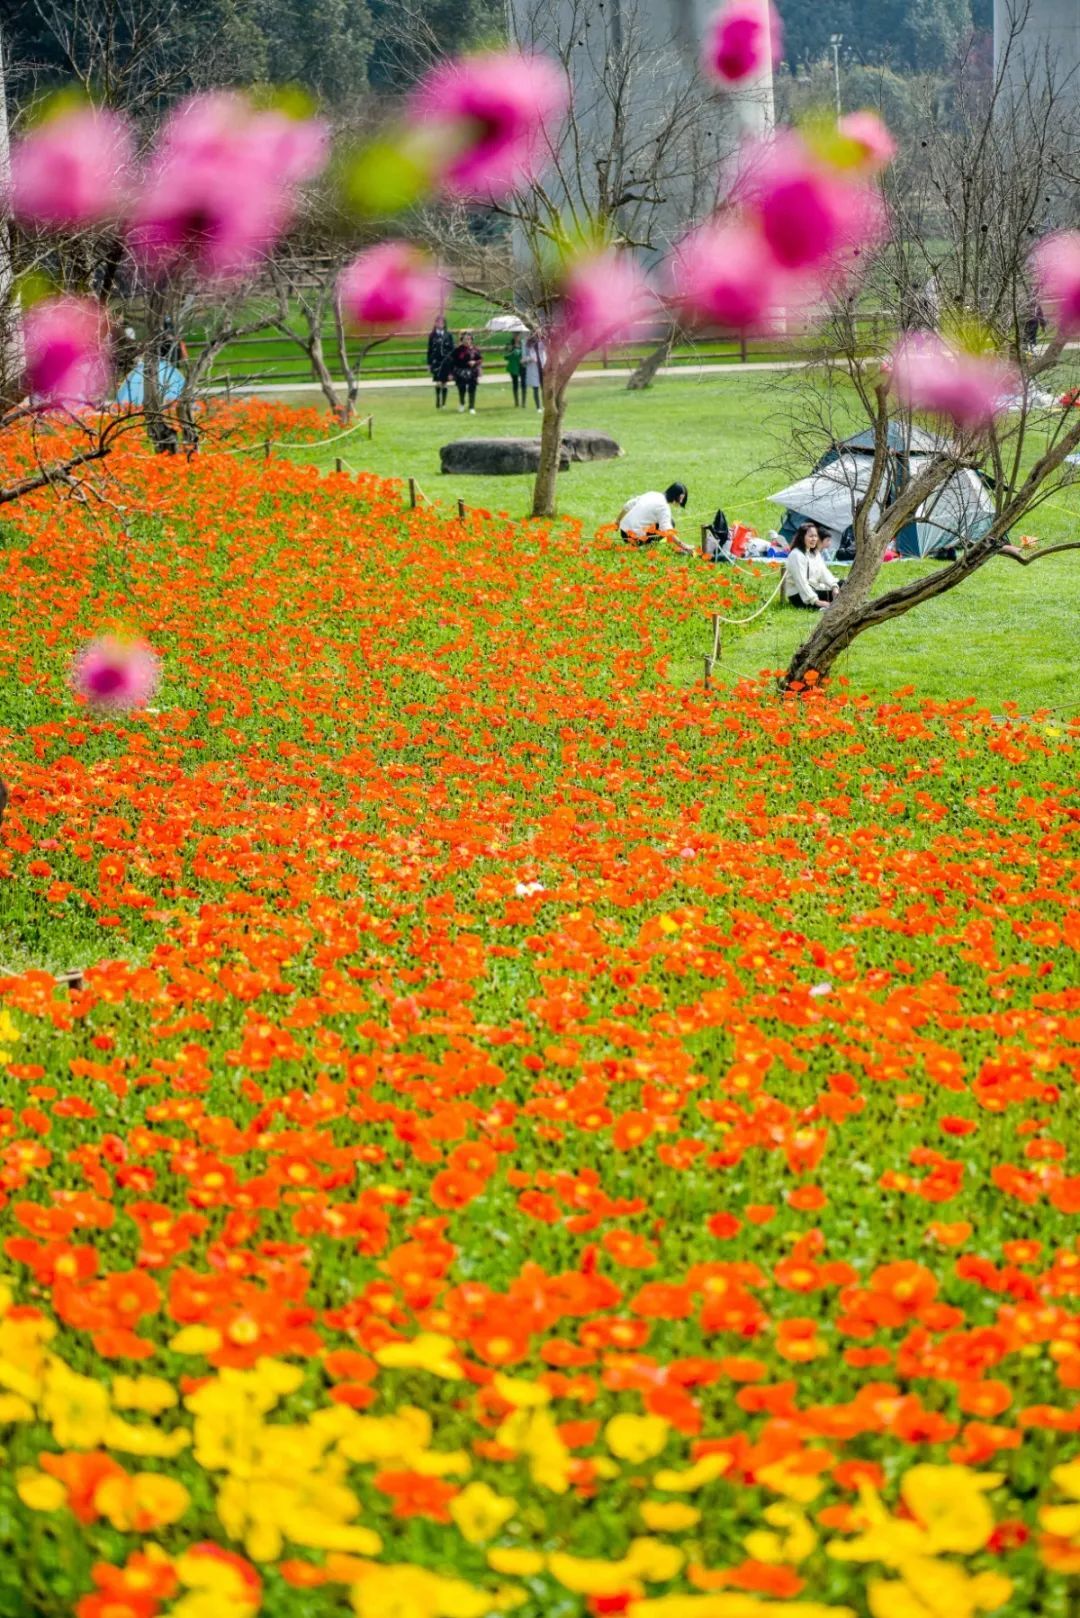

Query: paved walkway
left=216, top=358, right=806, bottom=398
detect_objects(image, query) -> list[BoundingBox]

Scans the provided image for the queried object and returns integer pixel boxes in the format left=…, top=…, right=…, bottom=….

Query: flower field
left=0, top=407, right=1078, bottom=1618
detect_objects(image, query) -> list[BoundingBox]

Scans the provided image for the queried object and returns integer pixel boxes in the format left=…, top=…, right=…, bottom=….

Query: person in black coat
left=451, top=331, right=483, bottom=414
left=427, top=316, right=455, bottom=409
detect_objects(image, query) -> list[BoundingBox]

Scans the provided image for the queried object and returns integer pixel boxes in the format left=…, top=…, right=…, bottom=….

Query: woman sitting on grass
left=782, top=522, right=841, bottom=609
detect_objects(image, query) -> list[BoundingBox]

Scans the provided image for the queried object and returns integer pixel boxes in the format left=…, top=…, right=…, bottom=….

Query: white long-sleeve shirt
left=619, top=491, right=675, bottom=542
left=783, top=547, right=839, bottom=605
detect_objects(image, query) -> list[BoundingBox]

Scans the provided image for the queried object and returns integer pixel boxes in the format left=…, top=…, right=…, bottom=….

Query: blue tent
left=116, top=360, right=185, bottom=407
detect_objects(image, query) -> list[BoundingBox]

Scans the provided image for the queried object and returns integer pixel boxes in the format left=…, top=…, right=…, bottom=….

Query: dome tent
left=768, top=422, right=997, bottom=559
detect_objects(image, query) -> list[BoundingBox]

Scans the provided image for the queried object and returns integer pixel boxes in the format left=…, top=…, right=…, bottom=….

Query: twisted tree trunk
left=626, top=328, right=674, bottom=391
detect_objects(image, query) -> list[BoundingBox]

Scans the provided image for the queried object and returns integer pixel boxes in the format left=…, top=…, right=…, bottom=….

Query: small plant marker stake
left=335, top=457, right=344, bottom=474
left=408, top=477, right=418, bottom=509
left=263, top=439, right=271, bottom=461
left=704, top=612, right=722, bottom=689
left=367, top=416, right=374, bottom=439
left=457, top=498, right=466, bottom=520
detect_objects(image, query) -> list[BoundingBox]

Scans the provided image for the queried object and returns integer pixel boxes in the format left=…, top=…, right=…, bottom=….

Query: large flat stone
left=562, top=429, right=622, bottom=461
left=440, top=438, right=570, bottom=475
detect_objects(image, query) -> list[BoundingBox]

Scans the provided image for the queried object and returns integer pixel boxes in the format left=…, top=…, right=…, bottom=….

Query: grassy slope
left=275, top=373, right=1080, bottom=714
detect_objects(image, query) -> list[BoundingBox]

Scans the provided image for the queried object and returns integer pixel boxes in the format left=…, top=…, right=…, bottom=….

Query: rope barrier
left=267, top=415, right=373, bottom=451
left=702, top=575, right=785, bottom=688
left=116, top=413, right=374, bottom=462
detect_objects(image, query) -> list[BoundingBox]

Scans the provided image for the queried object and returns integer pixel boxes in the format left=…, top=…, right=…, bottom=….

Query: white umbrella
left=485, top=314, right=528, bottom=333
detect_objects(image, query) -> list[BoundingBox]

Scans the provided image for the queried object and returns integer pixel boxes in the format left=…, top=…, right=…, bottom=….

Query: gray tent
left=769, top=423, right=996, bottom=557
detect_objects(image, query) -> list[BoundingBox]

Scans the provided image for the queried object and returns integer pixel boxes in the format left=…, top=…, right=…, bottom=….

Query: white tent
left=485, top=314, right=528, bottom=333
left=768, top=450, right=996, bottom=557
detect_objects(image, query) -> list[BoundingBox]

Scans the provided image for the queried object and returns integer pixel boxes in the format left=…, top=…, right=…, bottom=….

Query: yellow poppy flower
left=375, top=1333, right=463, bottom=1380
left=15, top=1469, right=66, bottom=1512
left=606, top=1413, right=670, bottom=1463
left=641, top=1501, right=701, bottom=1532
left=450, top=1481, right=517, bottom=1543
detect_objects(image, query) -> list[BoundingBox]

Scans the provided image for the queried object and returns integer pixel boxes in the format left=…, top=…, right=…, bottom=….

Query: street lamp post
left=829, top=33, right=843, bottom=118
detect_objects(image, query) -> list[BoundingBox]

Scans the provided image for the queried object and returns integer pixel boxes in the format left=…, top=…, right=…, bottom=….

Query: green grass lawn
left=267, top=373, right=1080, bottom=714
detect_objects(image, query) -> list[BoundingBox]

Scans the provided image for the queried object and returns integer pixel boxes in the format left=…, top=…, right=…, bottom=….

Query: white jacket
left=783, top=547, right=839, bottom=605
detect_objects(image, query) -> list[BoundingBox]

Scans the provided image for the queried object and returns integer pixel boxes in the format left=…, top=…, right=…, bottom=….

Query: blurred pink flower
left=339, top=243, right=443, bottom=330
left=890, top=332, right=1016, bottom=432
left=23, top=296, right=110, bottom=407
left=667, top=218, right=785, bottom=331
left=71, top=636, right=161, bottom=711
left=553, top=250, right=654, bottom=357
left=743, top=135, right=883, bottom=273
left=127, top=93, right=326, bottom=277
left=1031, top=231, right=1080, bottom=337
left=10, top=104, right=132, bottom=228
left=837, top=110, right=897, bottom=174
left=412, top=51, right=567, bottom=198
left=703, top=0, right=781, bottom=86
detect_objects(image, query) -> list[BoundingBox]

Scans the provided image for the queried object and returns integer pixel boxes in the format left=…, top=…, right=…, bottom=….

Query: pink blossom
left=1031, top=231, right=1080, bottom=337
left=743, top=134, right=883, bottom=274
left=338, top=243, right=443, bottom=330
left=71, top=636, right=161, bottom=711
left=127, top=93, right=326, bottom=278
left=23, top=297, right=110, bottom=407
left=553, top=250, right=654, bottom=356
left=837, top=110, right=897, bottom=174
left=667, top=218, right=785, bottom=331
left=10, top=103, right=132, bottom=228
left=411, top=51, right=567, bottom=198
left=703, top=0, right=782, bottom=86
left=890, top=332, right=1017, bottom=433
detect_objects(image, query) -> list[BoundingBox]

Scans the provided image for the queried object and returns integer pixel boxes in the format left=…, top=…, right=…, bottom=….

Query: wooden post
left=335, top=457, right=344, bottom=474
left=263, top=438, right=271, bottom=461
left=704, top=613, right=722, bottom=688
left=367, top=415, right=374, bottom=439
left=457, top=498, right=466, bottom=520
left=700, top=523, right=709, bottom=557
left=408, top=477, right=417, bottom=508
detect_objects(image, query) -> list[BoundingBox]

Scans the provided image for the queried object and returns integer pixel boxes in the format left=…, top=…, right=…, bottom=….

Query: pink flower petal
left=411, top=51, right=567, bottom=199
left=338, top=244, right=443, bottom=331
left=71, top=637, right=161, bottom=711
left=703, top=0, right=782, bottom=85
left=10, top=104, right=133, bottom=229
left=24, top=297, right=110, bottom=407
left=1031, top=231, right=1080, bottom=338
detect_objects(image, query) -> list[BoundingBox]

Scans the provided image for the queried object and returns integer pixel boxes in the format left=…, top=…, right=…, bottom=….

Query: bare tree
left=778, top=29, right=1080, bottom=689
left=421, top=0, right=735, bottom=518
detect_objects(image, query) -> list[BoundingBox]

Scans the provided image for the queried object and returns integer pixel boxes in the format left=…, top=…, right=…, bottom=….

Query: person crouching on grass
left=617, top=483, right=694, bottom=553
left=782, top=522, right=841, bottom=609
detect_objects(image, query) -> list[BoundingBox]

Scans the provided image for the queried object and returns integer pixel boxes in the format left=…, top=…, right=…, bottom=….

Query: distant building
left=994, top=0, right=1080, bottom=100
left=506, top=0, right=773, bottom=264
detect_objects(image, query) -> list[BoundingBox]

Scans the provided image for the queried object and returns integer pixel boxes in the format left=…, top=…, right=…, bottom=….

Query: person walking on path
left=523, top=331, right=545, bottom=411
left=505, top=334, right=526, bottom=407
left=452, top=331, right=483, bottom=413
left=427, top=315, right=455, bottom=409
